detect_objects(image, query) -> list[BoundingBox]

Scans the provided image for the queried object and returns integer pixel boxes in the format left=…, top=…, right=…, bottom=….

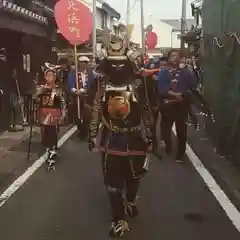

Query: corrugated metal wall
left=202, top=0, right=240, bottom=159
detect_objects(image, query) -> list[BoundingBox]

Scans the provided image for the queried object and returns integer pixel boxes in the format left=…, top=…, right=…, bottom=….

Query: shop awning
left=0, top=0, right=48, bottom=37
left=0, top=12, right=47, bottom=37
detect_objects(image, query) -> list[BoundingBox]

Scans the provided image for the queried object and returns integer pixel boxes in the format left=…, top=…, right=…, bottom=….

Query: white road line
left=0, top=125, right=77, bottom=208
left=1, top=123, right=240, bottom=232
left=172, top=126, right=240, bottom=232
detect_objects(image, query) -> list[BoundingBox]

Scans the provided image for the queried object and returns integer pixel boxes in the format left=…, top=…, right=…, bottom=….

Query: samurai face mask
left=96, top=34, right=143, bottom=85
left=105, top=59, right=134, bottom=86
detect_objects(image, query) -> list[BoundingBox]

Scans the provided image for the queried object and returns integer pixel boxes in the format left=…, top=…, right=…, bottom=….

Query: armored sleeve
left=58, top=89, right=66, bottom=109
left=35, top=85, right=44, bottom=97
left=34, top=85, right=45, bottom=102
left=135, top=77, right=153, bottom=143
left=61, top=97, right=66, bottom=109
left=88, top=80, right=103, bottom=139
left=35, top=84, right=52, bottom=97
left=141, top=96, right=153, bottom=143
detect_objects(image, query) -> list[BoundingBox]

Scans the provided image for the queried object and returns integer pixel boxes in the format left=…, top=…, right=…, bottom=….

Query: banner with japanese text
left=54, top=0, right=93, bottom=45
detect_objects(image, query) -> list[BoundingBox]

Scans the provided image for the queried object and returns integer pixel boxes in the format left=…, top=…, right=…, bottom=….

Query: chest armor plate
left=38, top=90, right=62, bottom=126
left=102, top=84, right=137, bottom=121
left=39, top=91, right=61, bottom=109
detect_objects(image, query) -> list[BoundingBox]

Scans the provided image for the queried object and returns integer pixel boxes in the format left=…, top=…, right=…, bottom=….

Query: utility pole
left=140, top=0, right=145, bottom=55
left=126, top=0, right=130, bottom=48
left=180, top=0, right=186, bottom=50
left=92, top=0, right=97, bottom=62
left=126, top=0, right=130, bottom=26
left=200, top=1, right=204, bottom=55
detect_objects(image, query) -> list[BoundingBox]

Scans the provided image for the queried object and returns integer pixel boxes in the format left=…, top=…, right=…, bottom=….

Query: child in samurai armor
left=88, top=36, right=153, bottom=237
left=36, top=65, right=66, bottom=171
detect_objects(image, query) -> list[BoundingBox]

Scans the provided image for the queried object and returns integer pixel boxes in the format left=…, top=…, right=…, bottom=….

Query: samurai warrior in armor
left=88, top=35, right=153, bottom=237
left=36, top=63, right=66, bottom=171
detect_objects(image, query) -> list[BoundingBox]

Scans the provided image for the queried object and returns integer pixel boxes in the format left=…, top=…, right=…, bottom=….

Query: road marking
left=1, top=123, right=240, bottom=232
left=172, top=126, right=240, bottom=232
left=0, top=126, right=77, bottom=208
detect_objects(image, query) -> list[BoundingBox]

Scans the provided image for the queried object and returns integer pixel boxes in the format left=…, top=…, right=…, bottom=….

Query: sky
left=104, top=0, right=193, bottom=23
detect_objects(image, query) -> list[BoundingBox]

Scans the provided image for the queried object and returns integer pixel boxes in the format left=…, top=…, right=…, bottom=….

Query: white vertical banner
left=23, top=54, right=27, bottom=71
left=92, top=0, right=97, bottom=62
left=140, top=0, right=146, bottom=55
left=26, top=54, right=31, bottom=73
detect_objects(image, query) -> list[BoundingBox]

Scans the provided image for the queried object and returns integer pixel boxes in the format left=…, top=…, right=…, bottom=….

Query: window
left=23, top=54, right=31, bottom=72
left=100, top=10, right=107, bottom=29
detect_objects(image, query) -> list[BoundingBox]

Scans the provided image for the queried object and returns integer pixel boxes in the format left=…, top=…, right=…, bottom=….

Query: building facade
left=130, top=16, right=196, bottom=54
left=130, top=17, right=180, bottom=50
left=182, top=1, right=202, bottom=54
left=58, top=0, right=123, bottom=59
left=0, top=0, right=57, bottom=131
left=201, top=0, right=240, bottom=161
left=83, top=0, right=120, bottom=35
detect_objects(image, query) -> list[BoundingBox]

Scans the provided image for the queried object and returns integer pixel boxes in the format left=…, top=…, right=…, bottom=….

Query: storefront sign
left=26, top=54, right=30, bottom=73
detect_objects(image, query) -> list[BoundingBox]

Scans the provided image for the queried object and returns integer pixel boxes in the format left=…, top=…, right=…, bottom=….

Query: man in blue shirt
left=67, top=56, right=95, bottom=139
left=68, top=56, right=95, bottom=94
left=157, top=50, right=197, bottom=162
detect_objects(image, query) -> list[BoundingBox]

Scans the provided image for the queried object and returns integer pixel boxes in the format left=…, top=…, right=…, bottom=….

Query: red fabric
left=146, top=32, right=158, bottom=49
left=39, top=108, right=62, bottom=126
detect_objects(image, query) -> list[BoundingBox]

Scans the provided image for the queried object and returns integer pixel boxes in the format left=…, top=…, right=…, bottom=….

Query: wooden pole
left=92, top=0, right=97, bottom=62
left=126, top=0, right=130, bottom=26
left=140, top=0, right=145, bottom=56
left=180, top=0, right=187, bottom=50
left=74, top=44, right=81, bottom=119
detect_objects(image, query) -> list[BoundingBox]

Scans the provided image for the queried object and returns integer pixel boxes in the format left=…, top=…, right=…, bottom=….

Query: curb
left=187, top=123, right=240, bottom=210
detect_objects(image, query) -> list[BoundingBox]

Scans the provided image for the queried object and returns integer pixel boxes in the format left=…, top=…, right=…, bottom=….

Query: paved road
left=0, top=133, right=239, bottom=240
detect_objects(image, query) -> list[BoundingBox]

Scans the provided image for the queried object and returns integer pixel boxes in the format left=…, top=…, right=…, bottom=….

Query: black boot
left=124, top=200, right=139, bottom=218
left=76, top=119, right=87, bottom=140
left=125, top=177, right=140, bottom=218
left=165, top=141, right=172, bottom=155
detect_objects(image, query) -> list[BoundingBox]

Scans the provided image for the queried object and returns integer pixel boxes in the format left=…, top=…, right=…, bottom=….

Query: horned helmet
left=96, top=26, right=143, bottom=85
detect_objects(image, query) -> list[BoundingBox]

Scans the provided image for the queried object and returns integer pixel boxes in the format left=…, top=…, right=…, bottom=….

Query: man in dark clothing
left=158, top=50, right=197, bottom=162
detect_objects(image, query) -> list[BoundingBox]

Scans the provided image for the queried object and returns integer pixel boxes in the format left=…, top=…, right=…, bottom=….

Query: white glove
left=80, top=88, right=86, bottom=93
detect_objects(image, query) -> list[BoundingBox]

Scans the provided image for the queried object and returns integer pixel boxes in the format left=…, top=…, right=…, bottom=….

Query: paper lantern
left=146, top=32, right=158, bottom=49
left=54, top=0, right=92, bottom=45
